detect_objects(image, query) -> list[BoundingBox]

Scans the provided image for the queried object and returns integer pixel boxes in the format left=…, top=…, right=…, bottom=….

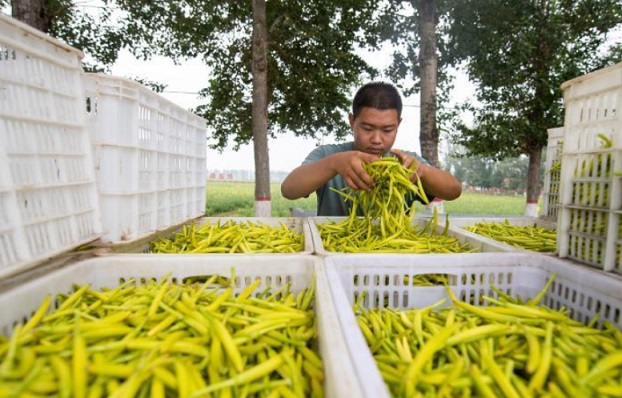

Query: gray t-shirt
left=302, top=142, right=430, bottom=216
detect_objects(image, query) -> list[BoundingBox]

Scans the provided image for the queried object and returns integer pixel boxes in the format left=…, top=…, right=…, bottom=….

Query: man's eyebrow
left=361, top=122, right=398, bottom=129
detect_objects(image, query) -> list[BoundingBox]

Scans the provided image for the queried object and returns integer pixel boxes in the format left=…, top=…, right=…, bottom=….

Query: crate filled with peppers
left=0, top=255, right=363, bottom=397
left=103, top=217, right=313, bottom=254
left=541, top=127, right=564, bottom=221
left=324, top=252, right=622, bottom=398
left=444, top=217, right=558, bottom=254
left=557, top=133, right=622, bottom=273
left=557, top=63, right=622, bottom=273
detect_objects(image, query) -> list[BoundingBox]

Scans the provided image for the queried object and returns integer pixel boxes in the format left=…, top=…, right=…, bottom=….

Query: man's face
left=349, top=107, right=401, bottom=155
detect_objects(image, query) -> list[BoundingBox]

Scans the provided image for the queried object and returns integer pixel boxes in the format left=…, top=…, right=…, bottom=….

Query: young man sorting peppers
left=280, top=81, right=462, bottom=216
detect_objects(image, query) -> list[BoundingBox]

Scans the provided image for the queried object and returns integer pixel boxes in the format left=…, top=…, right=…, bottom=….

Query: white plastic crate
left=541, top=127, right=564, bottom=220
left=0, top=15, right=102, bottom=278
left=323, top=252, right=622, bottom=398
left=105, top=217, right=314, bottom=254
left=309, top=216, right=526, bottom=255
left=0, top=254, right=364, bottom=398
left=561, top=62, right=622, bottom=154
left=557, top=147, right=622, bottom=272
left=557, top=205, right=622, bottom=272
left=84, top=73, right=207, bottom=242
left=557, top=63, right=622, bottom=272
left=556, top=64, right=622, bottom=272
left=560, top=149, right=620, bottom=208
left=617, top=212, right=622, bottom=274
left=187, top=186, right=205, bottom=220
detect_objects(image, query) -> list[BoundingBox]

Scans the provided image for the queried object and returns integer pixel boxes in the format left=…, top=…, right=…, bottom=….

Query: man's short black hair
left=352, top=81, right=403, bottom=119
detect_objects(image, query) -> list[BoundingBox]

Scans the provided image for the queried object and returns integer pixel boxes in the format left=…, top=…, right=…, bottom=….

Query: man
left=281, top=81, right=462, bottom=216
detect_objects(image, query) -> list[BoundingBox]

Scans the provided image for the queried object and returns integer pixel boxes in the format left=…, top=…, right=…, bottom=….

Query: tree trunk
left=418, top=0, right=439, bottom=168
left=251, top=0, right=271, bottom=217
left=524, top=146, right=542, bottom=217
left=419, top=0, right=443, bottom=214
left=524, top=3, right=550, bottom=217
left=12, top=0, right=51, bottom=31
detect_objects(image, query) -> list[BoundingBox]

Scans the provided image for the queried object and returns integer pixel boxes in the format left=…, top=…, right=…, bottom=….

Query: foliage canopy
left=106, top=0, right=385, bottom=151
left=447, top=0, right=622, bottom=160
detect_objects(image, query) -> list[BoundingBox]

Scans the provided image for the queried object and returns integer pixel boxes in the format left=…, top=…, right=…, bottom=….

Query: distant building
left=207, top=169, right=288, bottom=182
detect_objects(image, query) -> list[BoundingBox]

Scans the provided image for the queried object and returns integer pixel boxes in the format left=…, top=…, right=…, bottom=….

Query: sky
left=109, top=49, right=476, bottom=173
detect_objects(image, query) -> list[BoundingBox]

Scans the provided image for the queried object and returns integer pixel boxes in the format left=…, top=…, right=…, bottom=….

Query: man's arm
left=391, top=149, right=462, bottom=201
left=416, top=164, right=462, bottom=200
left=281, top=151, right=380, bottom=199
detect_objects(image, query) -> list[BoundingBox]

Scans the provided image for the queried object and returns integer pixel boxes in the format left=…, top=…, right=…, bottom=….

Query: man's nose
left=370, top=131, right=382, bottom=143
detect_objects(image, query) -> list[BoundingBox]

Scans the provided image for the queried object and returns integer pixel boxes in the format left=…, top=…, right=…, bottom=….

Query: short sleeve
left=302, top=146, right=328, bottom=165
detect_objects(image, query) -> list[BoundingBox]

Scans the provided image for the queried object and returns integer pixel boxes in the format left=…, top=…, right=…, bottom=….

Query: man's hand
left=390, top=148, right=424, bottom=183
left=334, top=151, right=381, bottom=191
left=281, top=150, right=381, bottom=200
left=389, top=148, right=462, bottom=201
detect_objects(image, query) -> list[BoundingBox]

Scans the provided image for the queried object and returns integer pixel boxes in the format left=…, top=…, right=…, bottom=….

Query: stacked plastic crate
left=540, top=127, right=564, bottom=220
left=84, top=74, right=207, bottom=242
left=0, top=15, right=102, bottom=278
left=557, top=62, right=622, bottom=274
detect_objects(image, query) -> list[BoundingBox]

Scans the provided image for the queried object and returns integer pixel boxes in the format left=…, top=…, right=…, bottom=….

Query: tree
left=384, top=0, right=459, bottom=168
left=5, top=0, right=128, bottom=71
left=495, top=157, right=530, bottom=192
left=419, top=0, right=439, bottom=168
left=447, top=0, right=622, bottom=215
left=446, top=148, right=541, bottom=193
left=10, top=0, right=49, bottom=30
left=7, top=0, right=384, bottom=216
left=251, top=0, right=270, bottom=215
left=107, top=0, right=382, bottom=216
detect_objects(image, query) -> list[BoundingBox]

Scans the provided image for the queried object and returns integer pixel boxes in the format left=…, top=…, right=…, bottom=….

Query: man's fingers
left=389, top=148, right=405, bottom=162
left=345, top=173, right=371, bottom=191
left=406, top=157, right=419, bottom=172
left=355, top=167, right=376, bottom=190
left=339, top=151, right=381, bottom=191
left=391, top=148, right=419, bottom=172
left=344, top=163, right=374, bottom=191
left=361, top=152, right=382, bottom=164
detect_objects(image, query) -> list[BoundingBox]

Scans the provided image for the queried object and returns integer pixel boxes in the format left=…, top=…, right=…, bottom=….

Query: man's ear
left=348, top=113, right=355, bottom=130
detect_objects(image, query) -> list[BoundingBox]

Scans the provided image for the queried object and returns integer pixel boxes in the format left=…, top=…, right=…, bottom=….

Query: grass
left=205, top=181, right=316, bottom=216
left=205, top=181, right=529, bottom=216
left=442, top=193, right=527, bottom=215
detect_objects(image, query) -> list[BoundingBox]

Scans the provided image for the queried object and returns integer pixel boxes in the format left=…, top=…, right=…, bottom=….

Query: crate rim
left=0, top=14, right=84, bottom=58
left=85, top=73, right=207, bottom=125
left=560, top=61, right=622, bottom=91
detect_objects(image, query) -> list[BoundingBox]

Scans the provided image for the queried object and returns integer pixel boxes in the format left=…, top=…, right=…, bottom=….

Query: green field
left=205, top=181, right=530, bottom=217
